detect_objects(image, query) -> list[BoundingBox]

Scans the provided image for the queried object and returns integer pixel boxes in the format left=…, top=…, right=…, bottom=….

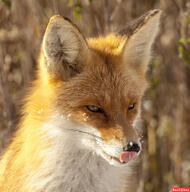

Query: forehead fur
left=55, top=34, right=148, bottom=110
left=59, top=68, right=145, bottom=107
left=87, top=34, right=126, bottom=56
left=86, top=34, right=147, bottom=96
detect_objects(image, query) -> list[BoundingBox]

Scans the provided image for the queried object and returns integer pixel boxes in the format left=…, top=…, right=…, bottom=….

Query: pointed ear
left=120, top=9, right=162, bottom=74
left=42, top=15, right=89, bottom=80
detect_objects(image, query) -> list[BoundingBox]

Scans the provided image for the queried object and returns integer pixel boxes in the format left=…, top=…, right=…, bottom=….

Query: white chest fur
left=43, top=149, right=125, bottom=192
left=26, top=117, right=131, bottom=192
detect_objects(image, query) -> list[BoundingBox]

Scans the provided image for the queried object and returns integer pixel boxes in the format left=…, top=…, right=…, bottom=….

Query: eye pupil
left=86, top=105, right=103, bottom=113
left=128, top=103, right=135, bottom=110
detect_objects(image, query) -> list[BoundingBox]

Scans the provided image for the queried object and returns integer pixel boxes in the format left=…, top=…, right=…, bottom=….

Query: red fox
left=0, top=9, right=161, bottom=192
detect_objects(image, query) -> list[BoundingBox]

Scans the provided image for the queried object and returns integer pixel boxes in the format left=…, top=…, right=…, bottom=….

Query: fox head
left=41, top=10, right=161, bottom=167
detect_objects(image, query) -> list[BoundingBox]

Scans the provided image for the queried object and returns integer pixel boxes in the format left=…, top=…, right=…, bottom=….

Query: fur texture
left=0, top=9, right=161, bottom=192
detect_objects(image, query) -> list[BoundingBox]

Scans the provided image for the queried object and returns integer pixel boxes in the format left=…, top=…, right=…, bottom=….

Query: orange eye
left=86, top=105, right=103, bottom=113
left=128, top=103, right=136, bottom=110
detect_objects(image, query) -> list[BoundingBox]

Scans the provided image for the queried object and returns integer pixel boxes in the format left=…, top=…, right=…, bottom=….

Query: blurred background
left=0, top=0, right=189, bottom=191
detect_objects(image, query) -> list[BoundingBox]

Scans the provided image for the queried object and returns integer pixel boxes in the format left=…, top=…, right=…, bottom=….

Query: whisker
left=63, top=129, right=120, bottom=149
left=63, top=128, right=103, bottom=141
left=62, top=128, right=141, bottom=150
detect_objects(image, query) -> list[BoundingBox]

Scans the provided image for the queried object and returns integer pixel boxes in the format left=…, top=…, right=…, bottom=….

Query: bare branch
left=89, top=2, right=103, bottom=34
left=104, top=0, right=110, bottom=34
left=52, top=0, right=60, bottom=15
left=0, top=46, right=16, bottom=133
left=110, top=0, right=123, bottom=23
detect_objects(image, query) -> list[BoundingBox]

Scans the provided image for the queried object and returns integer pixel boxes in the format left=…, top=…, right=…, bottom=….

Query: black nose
left=123, top=142, right=140, bottom=153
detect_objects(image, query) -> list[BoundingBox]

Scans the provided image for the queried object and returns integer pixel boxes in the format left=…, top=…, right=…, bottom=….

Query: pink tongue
left=120, top=151, right=137, bottom=163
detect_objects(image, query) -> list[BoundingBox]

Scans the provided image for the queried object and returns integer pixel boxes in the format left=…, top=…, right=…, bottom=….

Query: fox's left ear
left=119, top=9, right=162, bottom=74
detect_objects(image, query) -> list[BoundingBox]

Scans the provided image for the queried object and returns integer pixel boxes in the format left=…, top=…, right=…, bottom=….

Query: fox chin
left=0, top=9, right=161, bottom=192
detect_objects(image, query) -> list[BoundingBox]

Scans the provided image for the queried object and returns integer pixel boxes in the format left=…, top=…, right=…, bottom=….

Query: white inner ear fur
left=43, top=16, right=81, bottom=64
left=123, top=11, right=161, bottom=72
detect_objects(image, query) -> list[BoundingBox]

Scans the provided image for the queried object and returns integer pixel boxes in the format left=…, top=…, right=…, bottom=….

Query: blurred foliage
left=179, top=38, right=190, bottom=65
left=68, top=0, right=84, bottom=21
left=0, top=0, right=11, bottom=9
left=73, top=1, right=83, bottom=20
left=187, top=13, right=190, bottom=24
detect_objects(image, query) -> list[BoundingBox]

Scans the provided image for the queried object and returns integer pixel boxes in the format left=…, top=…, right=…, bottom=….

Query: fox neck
left=28, top=116, right=126, bottom=192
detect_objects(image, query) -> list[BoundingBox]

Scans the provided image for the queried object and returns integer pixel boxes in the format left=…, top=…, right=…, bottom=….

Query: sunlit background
left=0, top=0, right=189, bottom=191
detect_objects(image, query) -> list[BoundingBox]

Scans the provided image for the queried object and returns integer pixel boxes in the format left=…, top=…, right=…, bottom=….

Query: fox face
left=42, top=10, right=161, bottom=167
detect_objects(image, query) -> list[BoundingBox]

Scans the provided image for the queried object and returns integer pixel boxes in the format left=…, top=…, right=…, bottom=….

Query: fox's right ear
left=42, top=15, right=89, bottom=80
